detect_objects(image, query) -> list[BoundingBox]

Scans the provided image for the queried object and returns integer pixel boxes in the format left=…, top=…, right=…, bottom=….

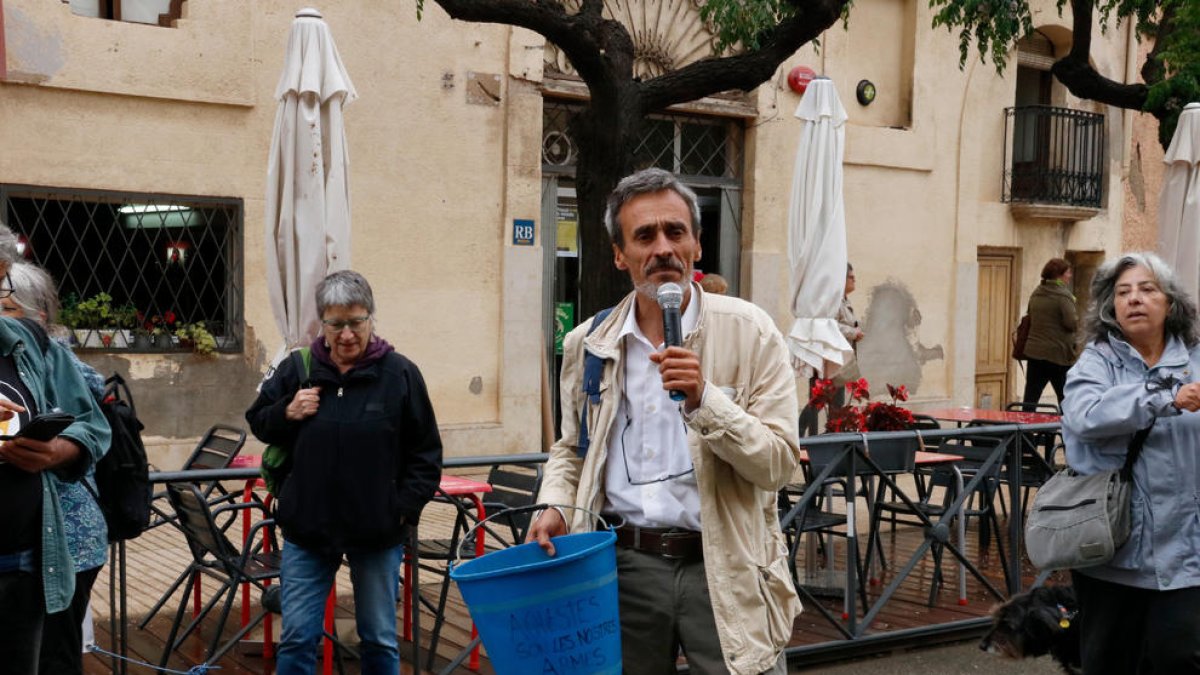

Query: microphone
left=656, top=282, right=687, bottom=402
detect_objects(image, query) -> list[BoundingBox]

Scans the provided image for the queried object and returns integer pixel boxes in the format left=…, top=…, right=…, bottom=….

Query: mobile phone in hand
left=0, top=411, right=75, bottom=442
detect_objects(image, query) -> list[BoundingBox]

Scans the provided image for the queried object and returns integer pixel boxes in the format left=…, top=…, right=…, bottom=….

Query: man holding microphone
left=529, top=168, right=802, bottom=675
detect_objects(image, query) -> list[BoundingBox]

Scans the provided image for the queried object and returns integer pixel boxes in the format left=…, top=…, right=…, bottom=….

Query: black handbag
left=1025, top=422, right=1153, bottom=571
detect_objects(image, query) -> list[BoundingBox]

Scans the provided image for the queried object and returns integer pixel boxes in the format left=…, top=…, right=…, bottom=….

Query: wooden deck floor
left=81, top=476, right=1058, bottom=674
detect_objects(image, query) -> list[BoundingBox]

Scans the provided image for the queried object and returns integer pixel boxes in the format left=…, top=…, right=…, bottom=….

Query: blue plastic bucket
left=449, top=530, right=621, bottom=675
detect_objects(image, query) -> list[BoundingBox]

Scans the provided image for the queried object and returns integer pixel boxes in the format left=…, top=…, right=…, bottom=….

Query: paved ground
left=795, top=639, right=1064, bottom=673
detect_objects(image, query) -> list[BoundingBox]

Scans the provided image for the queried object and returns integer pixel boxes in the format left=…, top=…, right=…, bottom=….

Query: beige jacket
left=537, top=286, right=802, bottom=674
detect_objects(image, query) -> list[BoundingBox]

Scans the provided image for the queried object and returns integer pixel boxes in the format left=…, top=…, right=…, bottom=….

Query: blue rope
left=88, top=644, right=222, bottom=675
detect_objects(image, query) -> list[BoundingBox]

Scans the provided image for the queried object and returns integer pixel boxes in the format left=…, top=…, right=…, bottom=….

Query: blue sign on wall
left=513, top=219, right=535, bottom=246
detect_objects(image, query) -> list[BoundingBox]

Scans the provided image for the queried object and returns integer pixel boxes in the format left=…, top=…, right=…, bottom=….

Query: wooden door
left=976, top=253, right=1016, bottom=409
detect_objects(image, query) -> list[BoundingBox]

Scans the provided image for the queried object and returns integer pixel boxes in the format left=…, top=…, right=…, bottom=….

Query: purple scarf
left=310, top=333, right=395, bottom=373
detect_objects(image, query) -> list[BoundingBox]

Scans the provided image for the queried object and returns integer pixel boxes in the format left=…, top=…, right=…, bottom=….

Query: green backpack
left=260, top=347, right=312, bottom=497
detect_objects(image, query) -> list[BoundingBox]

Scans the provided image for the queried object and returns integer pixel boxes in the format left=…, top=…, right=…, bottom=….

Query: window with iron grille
left=0, top=185, right=243, bottom=352
left=542, top=101, right=744, bottom=183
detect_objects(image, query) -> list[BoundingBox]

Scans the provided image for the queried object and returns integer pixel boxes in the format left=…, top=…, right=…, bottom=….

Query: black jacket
left=246, top=346, right=443, bottom=554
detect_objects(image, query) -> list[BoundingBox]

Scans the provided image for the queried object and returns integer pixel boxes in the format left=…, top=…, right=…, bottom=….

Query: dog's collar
left=1056, top=603, right=1077, bottom=629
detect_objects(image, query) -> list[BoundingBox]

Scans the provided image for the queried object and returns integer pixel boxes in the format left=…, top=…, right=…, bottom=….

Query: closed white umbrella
left=1159, top=102, right=1200, bottom=301
left=265, top=7, right=356, bottom=365
left=786, top=78, right=853, bottom=377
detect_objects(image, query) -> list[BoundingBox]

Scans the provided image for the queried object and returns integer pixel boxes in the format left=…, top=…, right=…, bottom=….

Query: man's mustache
left=644, top=258, right=685, bottom=276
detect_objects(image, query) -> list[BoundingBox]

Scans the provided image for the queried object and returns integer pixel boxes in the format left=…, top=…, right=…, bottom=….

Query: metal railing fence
left=102, top=427, right=1058, bottom=673
left=1002, top=105, right=1105, bottom=208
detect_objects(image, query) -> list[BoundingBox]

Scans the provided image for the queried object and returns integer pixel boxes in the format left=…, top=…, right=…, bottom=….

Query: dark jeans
left=39, top=565, right=102, bottom=675
left=1072, top=571, right=1200, bottom=674
left=0, top=570, right=45, bottom=675
left=1023, top=358, right=1069, bottom=405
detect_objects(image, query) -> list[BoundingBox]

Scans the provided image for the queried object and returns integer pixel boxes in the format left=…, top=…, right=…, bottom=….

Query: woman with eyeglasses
left=2, top=261, right=108, bottom=675
left=246, top=270, right=443, bottom=675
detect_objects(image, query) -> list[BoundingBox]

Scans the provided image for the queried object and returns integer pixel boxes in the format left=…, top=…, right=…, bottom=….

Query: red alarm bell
left=787, top=66, right=817, bottom=95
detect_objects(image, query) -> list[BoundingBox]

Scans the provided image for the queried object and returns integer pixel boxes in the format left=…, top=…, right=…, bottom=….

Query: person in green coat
left=1023, top=257, right=1079, bottom=405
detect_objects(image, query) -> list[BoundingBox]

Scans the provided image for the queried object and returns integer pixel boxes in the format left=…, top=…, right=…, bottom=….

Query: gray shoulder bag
left=1024, top=421, right=1153, bottom=571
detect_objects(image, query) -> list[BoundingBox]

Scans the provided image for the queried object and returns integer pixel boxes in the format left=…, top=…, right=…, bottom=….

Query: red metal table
left=922, top=407, right=1060, bottom=425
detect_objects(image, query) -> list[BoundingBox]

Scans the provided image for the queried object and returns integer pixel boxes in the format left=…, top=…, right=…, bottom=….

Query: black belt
left=605, top=520, right=703, bottom=560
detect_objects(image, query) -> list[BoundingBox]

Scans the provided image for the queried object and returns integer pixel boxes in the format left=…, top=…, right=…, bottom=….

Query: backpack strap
left=293, top=346, right=312, bottom=382
left=577, top=307, right=614, bottom=458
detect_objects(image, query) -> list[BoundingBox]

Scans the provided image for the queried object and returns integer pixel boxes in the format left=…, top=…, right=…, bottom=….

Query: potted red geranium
left=809, top=377, right=915, bottom=433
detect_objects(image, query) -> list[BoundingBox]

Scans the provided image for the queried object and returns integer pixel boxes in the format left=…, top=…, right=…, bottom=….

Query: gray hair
left=1085, top=251, right=1199, bottom=347
left=7, top=261, right=60, bottom=326
left=603, top=168, right=702, bottom=248
left=315, top=270, right=375, bottom=317
left=0, top=223, right=19, bottom=268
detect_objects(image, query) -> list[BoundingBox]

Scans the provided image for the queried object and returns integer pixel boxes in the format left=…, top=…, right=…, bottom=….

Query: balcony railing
left=1003, top=105, right=1105, bottom=209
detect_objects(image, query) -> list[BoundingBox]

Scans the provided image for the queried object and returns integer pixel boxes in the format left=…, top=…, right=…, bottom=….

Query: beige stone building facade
left=0, top=0, right=1143, bottom=461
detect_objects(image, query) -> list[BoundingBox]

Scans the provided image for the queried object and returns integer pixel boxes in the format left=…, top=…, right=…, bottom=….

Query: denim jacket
left=1062, top=334, right=1200, bottom=590
left=0, top=319, right=111, bottom=612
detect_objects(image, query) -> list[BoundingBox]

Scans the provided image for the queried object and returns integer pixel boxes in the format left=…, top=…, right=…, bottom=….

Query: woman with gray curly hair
left=1062, top=251, right=1200, bottom=673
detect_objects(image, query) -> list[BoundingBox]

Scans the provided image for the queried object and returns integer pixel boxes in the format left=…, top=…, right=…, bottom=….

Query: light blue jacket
left=1062, top=334, right=1199, bottom=590
left=0, top=319, right=111, bottom=612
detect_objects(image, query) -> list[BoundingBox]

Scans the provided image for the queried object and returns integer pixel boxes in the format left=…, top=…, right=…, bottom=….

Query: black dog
left=979, top=585, right=1081, bottom=675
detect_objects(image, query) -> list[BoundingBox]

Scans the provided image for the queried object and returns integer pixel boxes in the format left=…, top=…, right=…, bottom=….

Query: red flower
left=846, top=378, right=870, bottom=401
left=887, top=384, right=909, bottom=403
left=164, top=310, right=177, bottom=326
left=821, top=377, right=915, bottom=433
left=808, top=378, right=837, bottom=411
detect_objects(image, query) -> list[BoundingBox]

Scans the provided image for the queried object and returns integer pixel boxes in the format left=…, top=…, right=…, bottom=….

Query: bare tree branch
left=579, top=0, right=603, bottom=18
left=639, top=0, right=848, bottom=112
left=432, top=0, right=621, bottom=86
left=1050, top=0, right=1148, bottom=110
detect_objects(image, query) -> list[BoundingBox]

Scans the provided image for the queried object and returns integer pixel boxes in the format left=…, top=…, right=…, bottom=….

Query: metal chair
left=993, top=404, right=1061, bottom=515
left=157, top=481, right=279, bottom=669
left=1005, top=401, right=1062, bottom=415
left=411, top=465, right=541, bottom=671
left=148, top=424, right=248, bottom=527
left=477, top=464, right=543, bottom=547
left=874, top=434, right=1011, bottom=600
left=139, top=424, right=248, bottom=629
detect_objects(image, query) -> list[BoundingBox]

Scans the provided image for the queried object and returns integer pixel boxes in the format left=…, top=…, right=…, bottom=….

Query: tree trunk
left=572, top=87, right=643, bottom=319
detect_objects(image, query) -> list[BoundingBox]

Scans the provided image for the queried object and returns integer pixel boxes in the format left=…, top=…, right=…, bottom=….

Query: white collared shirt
left=603, top=289, right=702, bottom=530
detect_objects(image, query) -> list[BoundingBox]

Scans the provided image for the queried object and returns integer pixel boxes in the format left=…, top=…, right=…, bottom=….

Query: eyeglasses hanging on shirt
left=619, top=413, right=695, bottom=485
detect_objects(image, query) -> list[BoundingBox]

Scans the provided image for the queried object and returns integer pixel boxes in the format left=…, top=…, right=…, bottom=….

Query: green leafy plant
left=60, top=292, right=116, bottom=329
left=112, top=303, right=138, bottom=330
left=174, top=322, right=217, bottom=357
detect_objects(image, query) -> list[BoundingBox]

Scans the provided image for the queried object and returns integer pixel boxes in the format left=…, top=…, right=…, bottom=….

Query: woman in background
left=1023, top=257, right=1078, bottom=406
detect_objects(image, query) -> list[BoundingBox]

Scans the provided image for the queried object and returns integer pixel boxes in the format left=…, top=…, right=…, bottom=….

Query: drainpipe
left=1122, top=17, right=1137, bottom=177
left=0, top=0, right=8, bottom=82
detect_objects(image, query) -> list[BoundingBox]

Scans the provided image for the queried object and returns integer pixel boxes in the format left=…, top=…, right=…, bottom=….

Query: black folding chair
left=157, top=482, right=278, bottom=669
left=148, top=424, right=248, bottom=528
left=139, top=425, right=247, bottom=629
